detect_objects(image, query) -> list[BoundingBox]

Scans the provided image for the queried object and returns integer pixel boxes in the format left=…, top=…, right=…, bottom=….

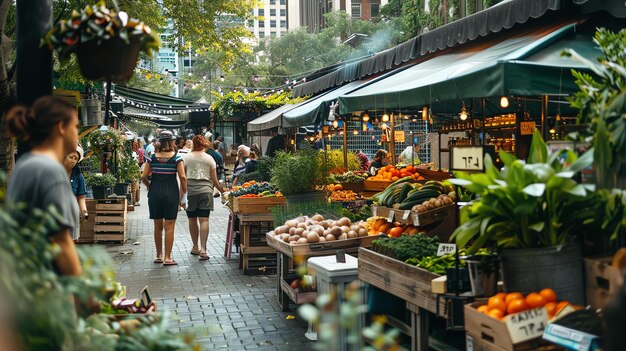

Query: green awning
left=338, top=20, right=603, bottom=114
left=247, top=103, right=300, bottom=133
left=283, top=81, right=366, bottom=128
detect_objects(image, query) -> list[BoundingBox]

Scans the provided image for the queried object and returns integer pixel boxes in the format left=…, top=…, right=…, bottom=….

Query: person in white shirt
left=145, top=139, right=156, bottom=158
left=399, top=144, right=421, bottom=165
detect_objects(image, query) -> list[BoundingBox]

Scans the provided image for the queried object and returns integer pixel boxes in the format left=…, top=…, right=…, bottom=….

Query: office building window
left=258, top=9, right=264, bottom=17
left=280, top=20, right=286, bottom=28
left=351, top=3, right=361, bottom=18
left=280, top=0, right=285, bottom=4
left=371, top=4, right=380, bottom=17
left=270, top=9, right=276, bottom=16
left=280, top=9, right=286, bottom=16
left=259, top=20, right=265, bottom=27
left=270, top=20, right=276, bottom=27
left=269, top=0, right=275, bottom=4
left=259, top=32, right=265, bottom=38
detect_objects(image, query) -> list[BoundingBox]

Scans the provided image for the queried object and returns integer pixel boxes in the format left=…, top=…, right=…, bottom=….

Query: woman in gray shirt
left=5, top=96, right=82, bottom=276
left=183, top=135, right=226, bottom=260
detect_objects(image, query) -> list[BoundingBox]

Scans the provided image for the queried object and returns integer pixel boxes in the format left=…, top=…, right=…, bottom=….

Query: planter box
left=584, top=256, right=625, bottom=308
left=267, top=233, right=382, bottom=258
left=232, top=196, right=286, bottom=214
left=358, top=247, right=445, bottom=315
left=363, top=179, right=393, bottom=192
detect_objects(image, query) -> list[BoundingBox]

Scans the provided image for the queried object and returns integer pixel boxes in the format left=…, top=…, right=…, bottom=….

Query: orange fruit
left=539, top=288, right=558, bottom=303
left=507, top=298, right=529, bottom=315
left=487, top=309, right=505, bottom=320
left=505, top=292, right=523, bottom=305
left=526, top=292, right=548, bottom=309
left=476, top=305, right=489, bottom=314
left=487, top=296, right=506, bottom=314
left=494, top=292, right=508, bottom=300
left=555, top=301, right=570, bottom=315
left=544, top=302, right=557, bottom=318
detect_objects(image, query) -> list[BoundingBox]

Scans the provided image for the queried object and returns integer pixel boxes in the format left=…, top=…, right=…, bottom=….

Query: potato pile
left=269, top=214, right=369, bottom=245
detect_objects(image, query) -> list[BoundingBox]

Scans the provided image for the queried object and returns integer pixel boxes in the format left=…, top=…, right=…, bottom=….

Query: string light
left=352, top=129, right=358, bottom=135
left=332, top=120, right=339, bottom=129
left=382, top=112, right=389, bottom=122
left=459, top=104, right=468, bottom=121
left=362, top=111, right=370, bottom=122
left=500, top=96, right=509, bottom=108
left=422, top=106, right=428, bottom=121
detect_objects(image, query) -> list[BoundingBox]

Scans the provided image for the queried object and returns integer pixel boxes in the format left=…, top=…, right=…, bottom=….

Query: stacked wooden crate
left=76, top=199, right=96, bottom=243
left=239, top=217, right=277, bottom=275
left=94, top=199, right=127, bottom=244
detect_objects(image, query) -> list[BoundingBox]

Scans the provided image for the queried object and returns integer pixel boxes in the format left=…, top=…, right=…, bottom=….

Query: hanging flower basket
left=41, top=1, right=160, bottom=82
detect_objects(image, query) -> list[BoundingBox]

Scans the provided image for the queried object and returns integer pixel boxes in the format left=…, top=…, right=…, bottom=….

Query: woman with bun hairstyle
left=141, top=130, right=187, bottom=266
left=182, top=135, right=226, bottom=260
left=5, top=96, right=82, bottom=276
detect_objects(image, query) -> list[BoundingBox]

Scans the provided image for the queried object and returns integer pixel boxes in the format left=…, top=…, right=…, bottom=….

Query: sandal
left=190, top=248, right=201, bottom=255
left=153, top=258, right=164, bottom=264
left=199, top=253, right=210, bottom=261
left=163, top=259, right=178, bottom=266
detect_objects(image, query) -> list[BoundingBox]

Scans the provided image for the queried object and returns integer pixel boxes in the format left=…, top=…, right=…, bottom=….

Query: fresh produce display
left=269, top=214, right=370, bottom=245
left=330, top=190, right=359, bottom=202
left=339, top=203, right=372, bottom=223
left=371, top=235, right=439, bottom=262
left=475, top=289, right=581, bottom=320
left=230, top=181, right=282, bottom=197
left=372, top=179, right=456, bottom=210
left=368, top=165, right=426, bottom=181
left=329, top=171, right=367, bottom=183
left=365, top=217, right=422, bottom=237
left=407, top=248, right=493, bottom=274
left=327, top=183, right=345, bottom=191
left=288, top=275, right=317, bottom=293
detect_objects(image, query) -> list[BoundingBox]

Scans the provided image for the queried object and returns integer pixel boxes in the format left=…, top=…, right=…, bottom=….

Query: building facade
left=291, top=0, right=388, bottom=33
left=249, top=0, right=289, bottom=41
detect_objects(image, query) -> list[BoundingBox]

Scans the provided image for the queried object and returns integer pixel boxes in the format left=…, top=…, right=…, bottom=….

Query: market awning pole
left=390, top=113, right=396, bottom=164
left=481, top=98, right=486, bottom=146
left=343, top=121, right=348, bottom=169
left=541, top=95, right=548, bottom=138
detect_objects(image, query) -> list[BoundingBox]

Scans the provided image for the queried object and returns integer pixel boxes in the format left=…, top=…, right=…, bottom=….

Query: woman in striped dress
left=141, top=131, right=187, bottom=266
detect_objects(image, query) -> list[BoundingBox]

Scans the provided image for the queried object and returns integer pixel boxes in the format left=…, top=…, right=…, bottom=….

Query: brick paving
left=100, top=191, right=315, bottom=350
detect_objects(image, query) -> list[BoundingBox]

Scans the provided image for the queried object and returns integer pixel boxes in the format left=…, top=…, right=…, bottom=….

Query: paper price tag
left=411, top=213, right=420, bottom=226
left=436, top=243, right=457, bottom=257
left=402, top=210, right=411, bottom=220
left=505, top=307, right=549, bottom=344
left=387, top=210, right=394, bottom=222
left=372, top=206, right=378, bottom=217
left=336, top=249, right=346, bottom=263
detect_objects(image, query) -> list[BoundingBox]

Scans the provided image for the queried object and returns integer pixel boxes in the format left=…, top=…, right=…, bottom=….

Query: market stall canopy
left=114, top=85, right=209, bottom=115
left=283, top=81, right=366, bottom=128
left=247, top=103, right=300, bottom=133
left=338, top=20, right=604, bottom=114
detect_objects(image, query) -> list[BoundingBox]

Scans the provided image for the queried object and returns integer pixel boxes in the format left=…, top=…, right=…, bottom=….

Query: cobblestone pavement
left=99, top=191, right=315, bottom=351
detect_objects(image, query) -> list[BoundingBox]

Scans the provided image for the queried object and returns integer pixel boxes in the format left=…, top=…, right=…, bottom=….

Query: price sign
left=451, top=146, right=484, bottom=171
left=520, top=121, right=536, bottom=135
left=387, top=210, right=394, bottom=222
left=336, top=249, right=346, bottom=263
left=402, top=210, right=411, bottom=220
left=411, top=213, right=421, bottom=226
left=394, top=131, right=406, bottom=143
left=436, top=243, right=457, bottom=257
left=372, top=205, right=378, bottom=217
left=543, top=324, right=599, bottom=351
left=505, top=307, right=549, bottom=344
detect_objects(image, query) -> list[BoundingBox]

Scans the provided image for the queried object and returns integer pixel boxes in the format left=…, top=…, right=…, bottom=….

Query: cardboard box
left=584, top=256, right=625, bottom=308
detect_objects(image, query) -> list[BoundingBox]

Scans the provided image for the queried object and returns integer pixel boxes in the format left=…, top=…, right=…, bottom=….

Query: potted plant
left=41, top=1, right=160, bottom=82
left=271, top=149, right=329, bottom=206
left=87, top=128, right=124, bottom=158
left=450, top=130, right=625, bottom=304
left=115, top=150, right=141, bottom=196
left=85, top=173, right=117, bottom=199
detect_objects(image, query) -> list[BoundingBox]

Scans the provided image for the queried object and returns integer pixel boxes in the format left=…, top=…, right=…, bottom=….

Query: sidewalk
left=102, top=190, right=315, bottom=350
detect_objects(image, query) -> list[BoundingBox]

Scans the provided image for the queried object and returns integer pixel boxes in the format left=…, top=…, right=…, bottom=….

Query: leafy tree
left=127, top=71, right=174, bottom=96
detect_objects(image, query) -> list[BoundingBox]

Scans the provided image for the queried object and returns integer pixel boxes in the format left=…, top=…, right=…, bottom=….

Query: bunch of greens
left=451, top=130, right=626, bottom=253
left=409, top=248, right=493, bottom=275
left=238, top=156, right=274, bottom=183
left=372, top=235, right=439, bottom=262
left=271, top=149, right=329, bottom=195
left=329, top=171, right=367, bottom=183
left=85, top=173, right=117, bottom=187
left=339, top=203, right=371, bottom=223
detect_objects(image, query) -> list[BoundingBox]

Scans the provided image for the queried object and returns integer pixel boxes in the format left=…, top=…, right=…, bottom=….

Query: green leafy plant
left=566, top=28, right=626, bottom=188
left=324, top=150, right=361, bottom=173
left=87, top=129, right=124, bottom=158
left=451, top=130, right=626, bottom=252
left=211, top=90, right=306, bottom=120
left=238, top=156, right=274, bottom=183
left=85, top=173, right=117, bottom=187
left=116, top=144, right=141, bottom=183
left=271, top=150, right=328, bottom=195
left=41, top=1, right=160, bottom=60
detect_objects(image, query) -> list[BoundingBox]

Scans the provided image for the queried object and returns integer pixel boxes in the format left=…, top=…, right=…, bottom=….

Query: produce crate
left=95, top=198, right=127, bottom=211
left=464, top=301, right=550, bottom=351
left=584, top=256, right=624, bottom=308
left=267, top=233, right=382, bottom=258
left=94, top=232, right=126, bottom=244
left=372, top=204, right=456, bottom=227
left=364, top=179, right=393, bottom=192
left=358, top=247, right=446, bottom=315
left=338, top=181, right=364, bottom=193
left=417, top=169, right=451, bottom=181
left=241, top=252, right=277, bottom=275
left=241, top=220, right=274, bottom=247
left=232, top=196, right=286, bottom=214
left=77, top=220, right=95, bottom=243
left=281, top=278, right=317, bottom=304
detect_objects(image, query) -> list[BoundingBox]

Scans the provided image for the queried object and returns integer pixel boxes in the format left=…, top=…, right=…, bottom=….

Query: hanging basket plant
left=41, top=1, right=160, bottom=82
left=87, top=129, right=124, bottom=157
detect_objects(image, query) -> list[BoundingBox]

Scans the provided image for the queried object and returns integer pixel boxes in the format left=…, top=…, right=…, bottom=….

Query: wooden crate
left=95, top=224, right=126, bottom=232
left=267, top=233, right=382, bottom=258
left=464, top=302, right=548, bottom=351
left=127, top=204, right=135, bottom=212
left=94, top=232, right=126, bottom=244
left=584, top=256, right=624, bottom=308
left=241, top=220, right=274, bottom=247
left=364, top=179, right=393, bottom=192
left=372, top=204, right=456, bottom=227
left=77, top=220, right=95, bottom=244
left=95, top=199, right=127, bottom=211
left=280, top=279, right=317, bottom=304
left=338, top=181, right=365, bottom=193
left=358, top=247, right=446, bottom=315
left=241, top=252, right=277, bottom=275
left=232, top=196, right=286, bottom=214
left=416, top=169, right=451, bottom=181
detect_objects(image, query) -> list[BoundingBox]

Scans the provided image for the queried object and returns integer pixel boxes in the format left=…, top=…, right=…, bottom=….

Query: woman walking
left=5, top=96, right=82, bottom=276
left=63, top=145, right=88, bottom=240
left=141, top=130, right=187, bottom=266
left=183, top=135, right=226, bottom=260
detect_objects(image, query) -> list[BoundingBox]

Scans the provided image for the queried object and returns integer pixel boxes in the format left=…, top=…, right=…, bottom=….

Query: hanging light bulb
left=332, top=120, right=339, bottom=129
left=353, top=129, right=358, bottom=135
left=500, top=96, right=509, bottom=108
left=382, top=112, right=389, bottom=122
left=549, top=128, right=556, bottom=134
left=556, top=113, right=561, bottom=121
left=459, top=104, right=468, bottom=121
left=362, top=111, right=370, bottom=122
left=422, top=106, right=428, bottom=121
